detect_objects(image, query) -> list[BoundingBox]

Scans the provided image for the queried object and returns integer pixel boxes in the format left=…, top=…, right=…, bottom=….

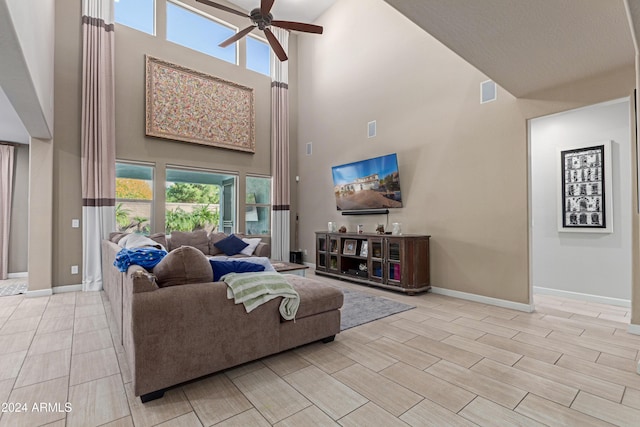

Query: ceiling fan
left=196, top=0, right=323, bottom=61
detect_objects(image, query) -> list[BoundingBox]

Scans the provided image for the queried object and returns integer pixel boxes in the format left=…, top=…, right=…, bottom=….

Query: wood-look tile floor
left=0, top=272, right=638, bottom=426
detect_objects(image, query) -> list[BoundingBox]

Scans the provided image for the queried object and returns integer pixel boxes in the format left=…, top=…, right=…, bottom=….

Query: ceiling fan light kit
left=196, top=0, right=323, bottom=61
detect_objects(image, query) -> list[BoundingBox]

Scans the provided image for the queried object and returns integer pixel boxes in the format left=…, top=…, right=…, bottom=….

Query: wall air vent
left=368, top=120, right=377, bottom=138
left=480, top=80, right=497, bottom=104
left=306, top=142, right=312, bottom=156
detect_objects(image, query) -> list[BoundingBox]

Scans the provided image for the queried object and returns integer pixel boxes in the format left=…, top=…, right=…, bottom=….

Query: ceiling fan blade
left=264, top=28, right=288, bottom=61
left=271, top=20, right=323, bottom=34
left=261, top=0, right=275, bottom=16
left=219, top=25, right=256, bottom=47
left=196, top=0, right=249, bottom=18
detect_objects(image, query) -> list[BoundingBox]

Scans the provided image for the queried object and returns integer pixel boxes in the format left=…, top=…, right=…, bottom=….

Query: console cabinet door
left=368, top=237, right=384, bottom=283
left=316, top=233, right=328, bottom=271
left=385, top=237, right=404, bottom=286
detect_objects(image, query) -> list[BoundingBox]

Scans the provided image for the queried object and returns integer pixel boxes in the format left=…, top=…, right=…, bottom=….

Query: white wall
left=530, top=98, right=632, bottom=302
left=4, top=0, right=55, bottom=136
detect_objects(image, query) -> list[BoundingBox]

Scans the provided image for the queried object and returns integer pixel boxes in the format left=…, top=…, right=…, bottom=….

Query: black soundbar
left=341, top=209, right=389, bottom=216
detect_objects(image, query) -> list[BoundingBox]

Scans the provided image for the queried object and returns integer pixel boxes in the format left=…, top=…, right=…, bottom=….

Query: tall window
left=114, top=0, right=155, bottom=35
left=247, top=36, right=270, bottom=77
left=245, top=176, right=271, bottom=236
left=166, top=1, right=236, bottom=64
left=116, top=162, right=154, bottom=234
left=165, top=167, right=236, bottom=234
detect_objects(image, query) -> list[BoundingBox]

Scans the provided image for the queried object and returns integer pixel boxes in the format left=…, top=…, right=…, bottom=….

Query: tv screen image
left=332, top=153, right=403, bottom=211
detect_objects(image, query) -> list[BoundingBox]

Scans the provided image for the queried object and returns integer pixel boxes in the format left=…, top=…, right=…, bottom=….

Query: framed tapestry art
left=558, top=141, right=613, bottom=233
left=145, top=56, right=255, bottom=153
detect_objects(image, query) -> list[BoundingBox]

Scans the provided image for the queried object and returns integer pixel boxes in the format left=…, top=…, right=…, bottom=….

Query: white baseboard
left=25, top=289, right=53, bottom=298
left=7, top=272, right=28, bottom=279
left=627, top=324, right=640, bottom=336
left=430, top=286, right=534, bottom=313
left=24, top=284, right=82, bottom=298
left=53, top=284, right=82, bottom=294
left=533, top=286, right=631, bottom=308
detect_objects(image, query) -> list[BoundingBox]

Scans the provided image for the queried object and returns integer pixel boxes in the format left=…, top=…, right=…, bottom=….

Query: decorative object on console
left=558, top=141, right=612, bottom=233
left=376, top=224, right=385, bottom=234
left=328, top=221, right=337, bottom=232
left=338, top=226, right=347, bottom=233
left=343, top=239, right=357, bottom=255
left=195, top=0, right=323, bottom=62
left=145, top=56, right=255, bottom=153
left=359, top=241, right=368, bottom=257
left=392, top=222, right=402, bottom=235
left=357, top=224, right=364, bottom=234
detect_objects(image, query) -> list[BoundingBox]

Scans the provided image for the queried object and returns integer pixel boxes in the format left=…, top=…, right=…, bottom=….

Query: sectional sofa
left=101, top=230, right=344, bottom=402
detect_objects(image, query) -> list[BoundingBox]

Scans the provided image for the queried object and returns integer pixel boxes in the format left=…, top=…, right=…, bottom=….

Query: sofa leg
left=140, top=390, right=165, bottom=403
left=322, top=335, right=335, bottom=343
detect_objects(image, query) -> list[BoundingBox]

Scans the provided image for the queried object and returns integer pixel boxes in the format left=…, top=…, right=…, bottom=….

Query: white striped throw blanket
left=223, top=272, right=300, bottom=320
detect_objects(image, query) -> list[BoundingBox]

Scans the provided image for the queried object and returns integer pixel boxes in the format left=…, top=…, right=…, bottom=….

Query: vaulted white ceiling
left=226, top=0, right=336, bottom=23
left=384, top=0, right=638, bottom=97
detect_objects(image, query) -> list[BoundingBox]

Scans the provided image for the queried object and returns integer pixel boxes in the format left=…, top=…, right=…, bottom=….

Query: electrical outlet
left=71, top=219, right=80, bottom=228
left=71, top=265, right=79, bottom=275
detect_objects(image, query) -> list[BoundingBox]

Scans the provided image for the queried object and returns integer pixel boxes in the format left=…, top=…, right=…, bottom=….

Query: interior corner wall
left=530, top=99, right=632, bottom=302
left=296, top=0, right=530, bottom=304
left=8, top=143, right=28, bottom=273
left=296, top=0, right=635, bottom=305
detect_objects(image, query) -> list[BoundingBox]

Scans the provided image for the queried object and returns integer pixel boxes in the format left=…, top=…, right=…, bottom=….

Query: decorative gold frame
left=145, top=56, right=255, bottom=153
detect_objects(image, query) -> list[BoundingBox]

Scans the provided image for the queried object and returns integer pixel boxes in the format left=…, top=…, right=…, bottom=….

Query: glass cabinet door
left=368, top=238, right=384, bottom=283
left=386, top=238, right=403, bottom=285
left=329, top=237, right=339, bottom=253
left=318, top=236, right=326, bottom=252
left=316, top=234, right=327, bottom=271
left=388, top=240, right=401, bottom=262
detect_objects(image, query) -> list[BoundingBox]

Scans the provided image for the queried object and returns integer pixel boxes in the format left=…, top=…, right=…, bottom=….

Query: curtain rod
left=0, top=141, right=20, bottom=146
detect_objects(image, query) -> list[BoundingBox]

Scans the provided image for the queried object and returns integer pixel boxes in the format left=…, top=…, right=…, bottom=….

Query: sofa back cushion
left=153, top=246, right=212, bottom=287
left=208, top=232, right=228, bottom=256
left=169, top=230, right=209, bottom=254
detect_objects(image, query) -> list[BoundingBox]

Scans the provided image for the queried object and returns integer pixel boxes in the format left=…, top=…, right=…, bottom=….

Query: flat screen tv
left=332, top=153, right=403, bottom=211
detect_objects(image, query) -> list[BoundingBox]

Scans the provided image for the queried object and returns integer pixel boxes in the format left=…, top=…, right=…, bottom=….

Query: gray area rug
left=0, top=283, right=27, bottom=297
left=340, top=288, right=415, bottom=331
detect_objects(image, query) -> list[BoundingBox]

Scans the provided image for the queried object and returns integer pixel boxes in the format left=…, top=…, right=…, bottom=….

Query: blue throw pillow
left=213, top=234, right=249, bottom=256
left=210, top=259, right=265, bottom=282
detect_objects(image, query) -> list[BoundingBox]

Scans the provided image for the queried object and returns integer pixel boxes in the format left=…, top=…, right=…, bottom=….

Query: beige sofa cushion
left=169, top=230, right=209, bottom=253
left=208, top=232, right=228, bottom=256
left=153, top=246, right=212, bottom=287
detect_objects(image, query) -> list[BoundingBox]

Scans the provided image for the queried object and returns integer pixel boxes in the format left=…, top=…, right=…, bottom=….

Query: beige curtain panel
left=81, top=0, right=116, bottom=291
left=270, top=28, right=290, bottom=261
left=0, top=144, right=15, bottom=280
